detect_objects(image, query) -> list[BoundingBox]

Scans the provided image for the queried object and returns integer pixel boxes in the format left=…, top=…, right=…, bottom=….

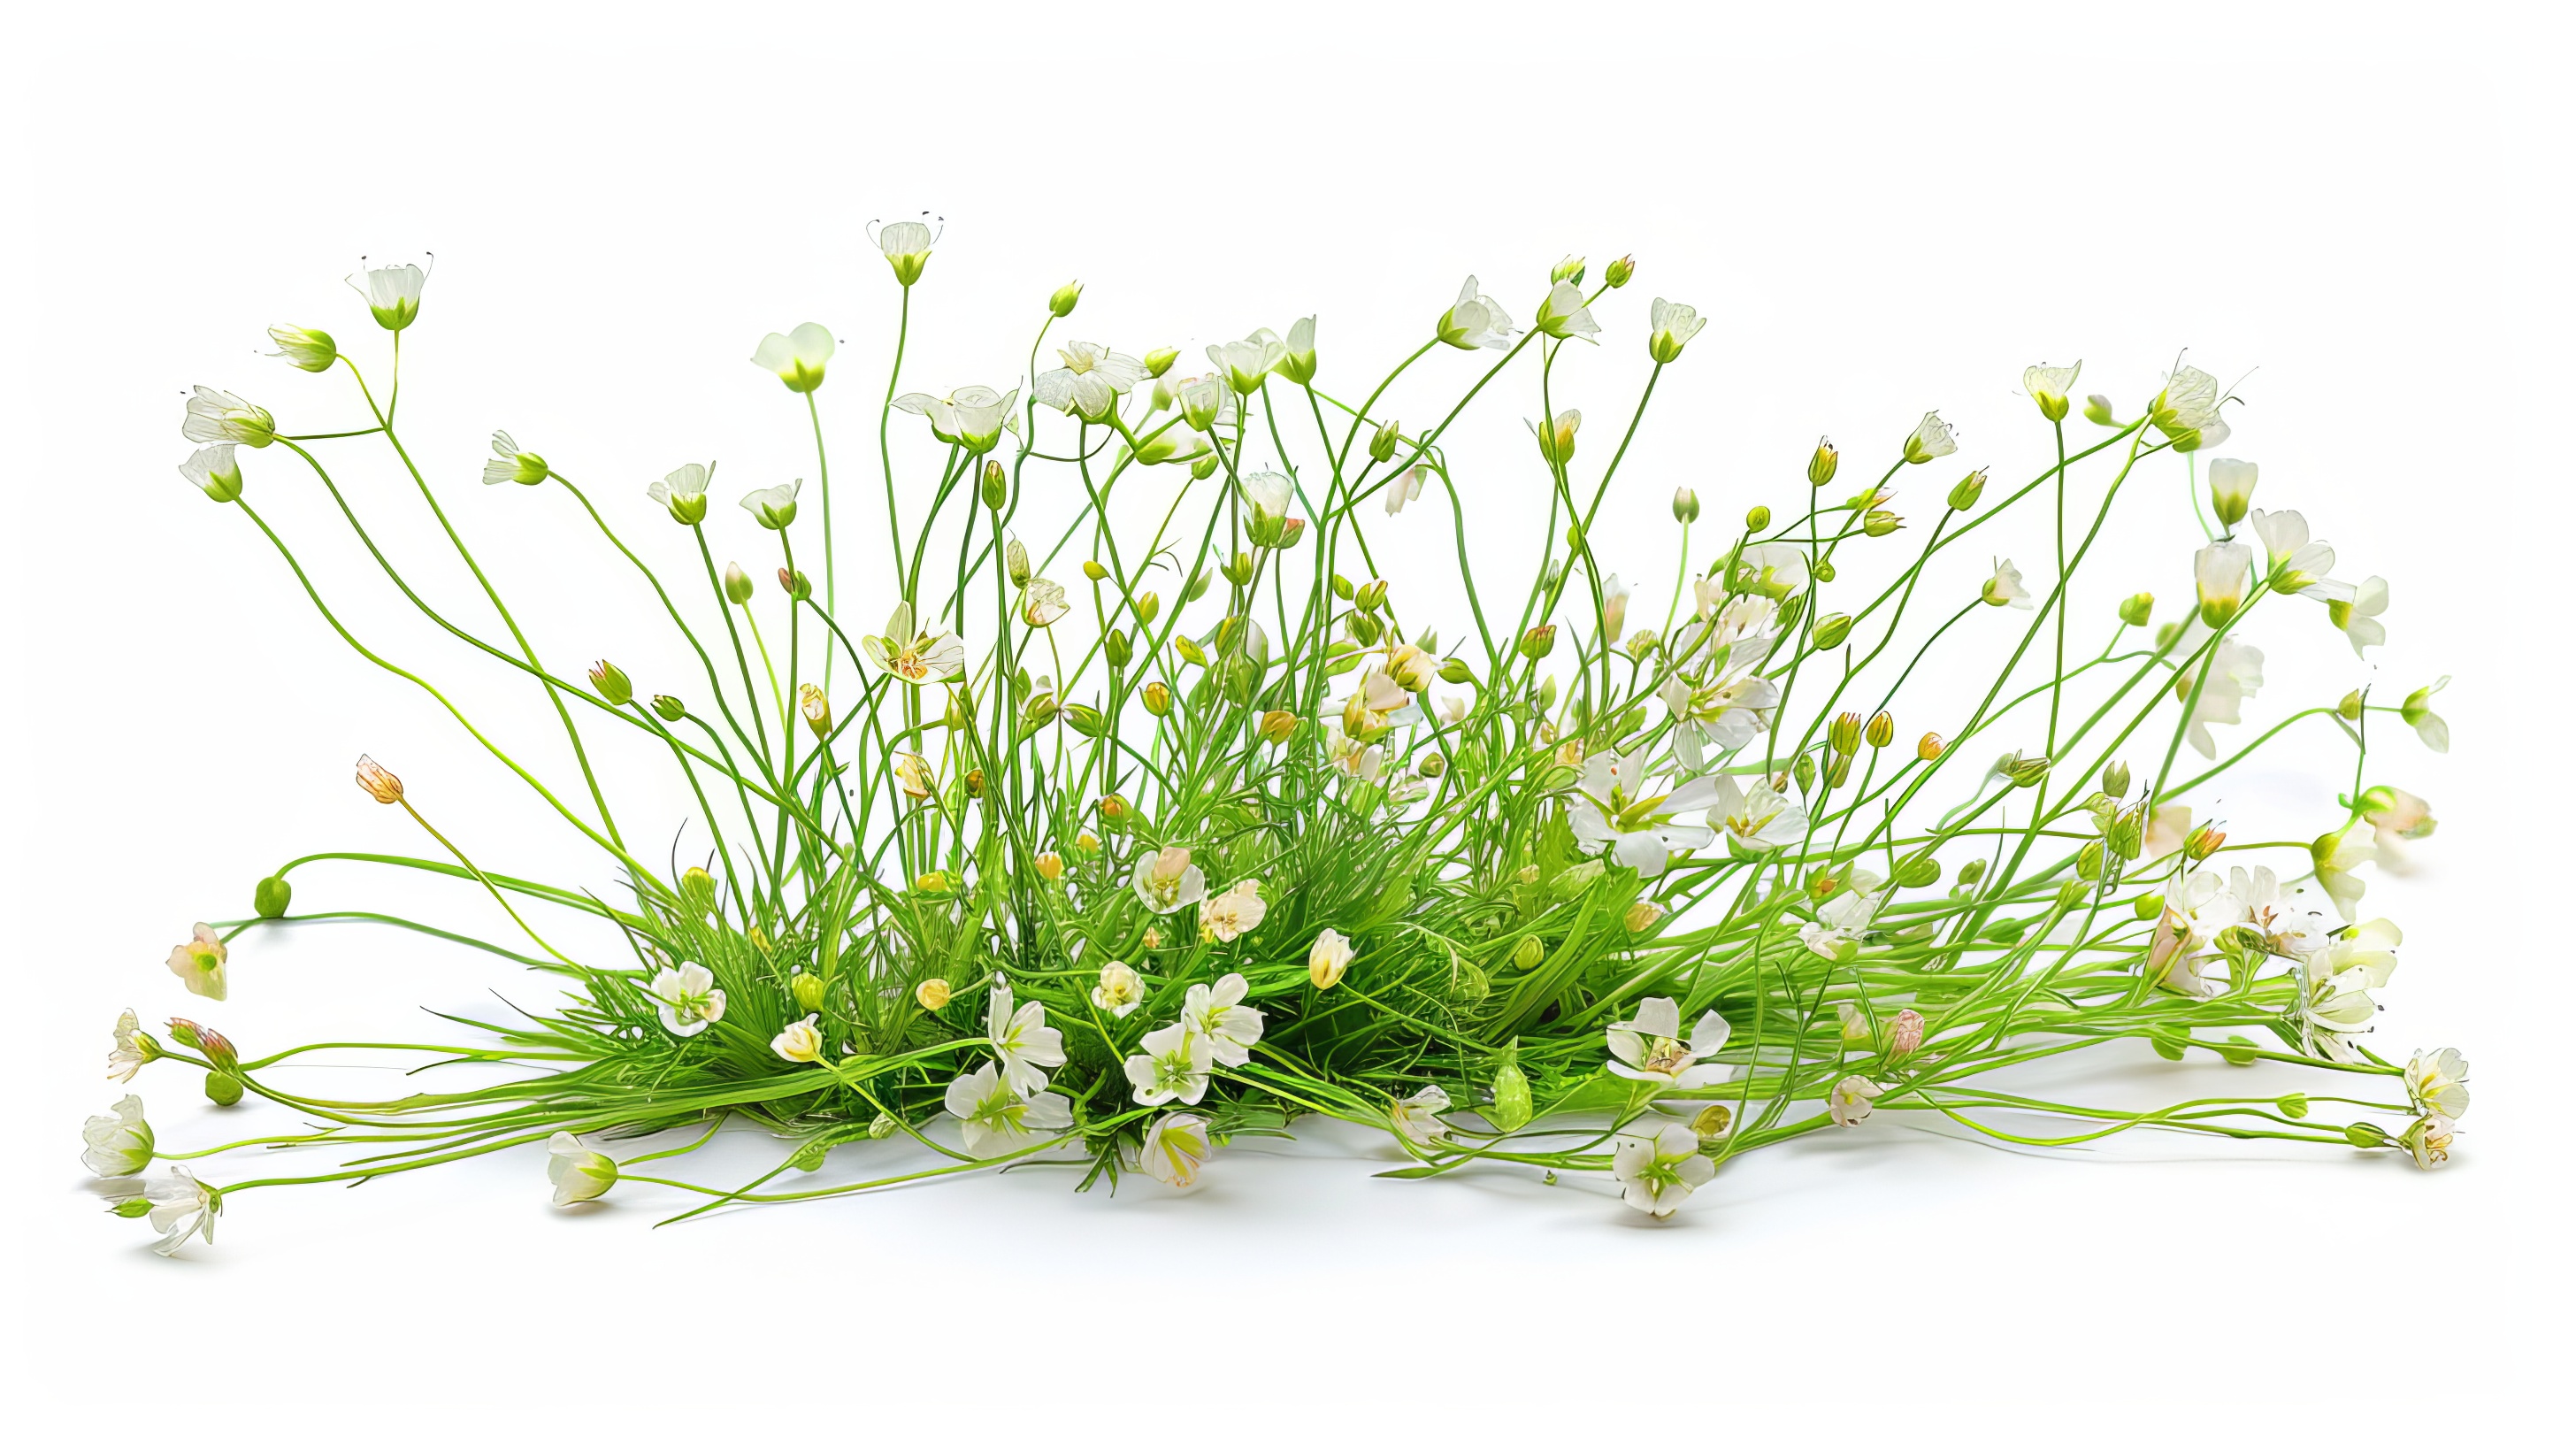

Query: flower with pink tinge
left=1887, top=1010, right=1926, bottom=1061
left=1828, top=1075, right=1885, bottom=1126
left=165, top=924, right=227, bottom=1002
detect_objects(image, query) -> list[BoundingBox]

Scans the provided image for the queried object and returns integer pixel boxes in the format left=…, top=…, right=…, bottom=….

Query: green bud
left=680, top=866, right=718, bottom=917
left=1135, top=591, right=1161, bottom=625
left=791, top=972, right=825, bottom=1011
left=2279, top=1094, right=2310, bottom=1119
left=1893, top=853, right=1942, bottom=888
left=1489, top=1057, right=1533, bottom=1132
left=1947, top=468, right=1988, bottom=511
left=1959, top=858, right=1988, bottom=887
left=267, top=325, right=339, bottom=372
left=1048, top=280, right=1083, bottom=317
left=1519, top=625, right=1557, bottom=659
left=110, top=1194, right=157, bottom=1218
left=1792, top=752, right=1818, bottom=792
left=1510, top=936, right=1545, bottom=972
left=1671, top=488, right=1700, bottom=523
left=652, top=694, right=687, bottom=722
left=1190, top=454, right=1220, bottom=480
left=1813, top=558, right=1836, bottom=584
left=204, top=1071, right=245, bottom=1107
left=790, top=1139, right=832, bottom=1171
left=2076, top=840, right=2104, bottom=881
left=1144, top=347, right=1178, bottom=378
left=2109, top=806, right=2144, bottom=861
left=2132, top=892, right=2162, bottom=920
left=1369, top=420, right=1401, bottom=464
left=981, top=459, right=1008, bottom=511
left=724, top=563, right=755, bottom=605
left=1551, top=254, right=1586, bottom=285
left=2102, top=760, right=2132, bottom=798
left=1103, top=628, right=1132, bottom=667
left=2344, top=1120, right=2388, bottom=1148
left=1604, top=254, right=1636, bottom=288
left=2082, top=395, right=2117, bottom=426
left=1807, top=437, right=1839, bottom=488
left=253, top=874, right=293, bottom=919
left=587, top=660, right=632, bottom=707
left=1862, top=509, right=1903, bottom=537
left=2150, top=1028, right=2189, bottom=1062
left=1829, top=711, right=1863, bottom=756
left=1438, top=657, right=1475, bottom=685
left=1355, top=580, right=1389, bottom=613
left=870, top=1112, right=901, bottom=1140
left=1744, top=503, right=1770, bottom=530
left=1813, top=612, right=1853, bottom=649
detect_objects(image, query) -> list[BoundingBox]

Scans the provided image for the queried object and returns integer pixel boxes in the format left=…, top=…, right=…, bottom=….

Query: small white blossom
left=860, top=603, right=968, bottom=685
left=181, top=386, right=275, bottom=448
left=1092, top=960, right=1146, bottom=1018
left=1198, top=879, right=1269, bottom=943
left=647, top=462, right=709, bottom=524
left=141, top=1166, right=220, bottom=1256
left=943, top=1062, right=1072, bottom=1158
left=1563, top=751, right=1722, bottom=879
left=892, top=385, right=1019, bottom=453
left=2207, top=457, right=2258, bottom=521
left=2249, top=509, right=2352, bottom=601
left=1307, top=928, right=1355, bottom=991
left=2312, top=821, right=2377, bottom=922
left=355, top=261, right=426, bottom=330
left=1646, top=297, right=1705, bottom=362
left=2194, top=541, right=2253, bottom=623
left=2331, top=576, right=2390, bottom=656
left=1436, top=276, right=1518, bottom=350
left=1712, top=773, right=1810, bottom=854
left=1179, top=972, right=1266, bottom=1065
left=739, top=478, right=801, bottom=529
left=1612, top=1122, right=1714, bottom=1217
left=2183, top=636, right=2265, bottom=758
left=1390, top=1085, right=1453, bottom=1148
left=985, top=983, right=1067, bottom=1095
left=2024, top=361, right=2082, bottom=419
left=179, top=443, right=243, bottom=502
left=1902, top=411, right=1956, bottom=465
left=1606, top=996, right=1732, bottom=1088
left=770, top=1013, right=825, bottom=1064
left=1533, top=280, right=1600, bottom=342
left=2405, top=1047, right=2471, bottom=1120
left=873, top=216, right=937, bottom=284
left=107, top=1009, right=150, bottom=1082
left=165, top=922, right=227, bottom=1002
left=2151, top=365, right=2231, bottom=451
left=1131, top=846, right=1209, bottom=914
left=645, top=961, right=727, bottom=1037
left=1982, top=557, right=2034, bottom=610
left=1208, top=328, right=1288, bottom=394
left=80, top=1095, right=155, bottom=1178
left=1828, top=1075, right=1886, bottom=1126
left=1125, top=1021, right=1214, bottom=1106
left=1138, top=1112, right=1212, bottom=1188
left=547, top=1131, right=617, bottom=1205
left=1385, top=465, right=1429, bottom=516
left=2403, top=1113, right=2457, bottom=1171
left=481, top=430, right=548, bottom=487
left=1035, top=341, right=1149, bottom=420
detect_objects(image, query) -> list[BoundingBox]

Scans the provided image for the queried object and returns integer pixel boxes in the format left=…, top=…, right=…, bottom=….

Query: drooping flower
left=80, top=1095, right=155, bottom=1178
left=1384, top=465, right=1429, bottom=516
left=1599, top=573, right=1633, bottom=645
left=1562, top=751, right=1723, bottom=879
left=986, top=984, right=1067, bottom=1095
left=1179, top=972, right=1266, bottom=1064
left=2361, top=786, right=2437, bottom=870
left=2312, top=821, right=2377, bottom=922
left=1532, top=280, right=1600, bottom=342
left=178, top=443, right=243, bottom=502
left=1712, top=773, right=1811, bottom=854
left=355, top=754, right=405, bottom=803
left=1131, top=846, right=1208, bottom=915
left=860, top=603, right=968, bottom=685
left=1605, top=996, right=1732, bottom=1088
left=481, top=429, right=549, bottom=487
left=645, top=961, right=727, bottom=1037
left=141, top=1166, right=220, bottom=1256
left=1389, top=1085, right=1452, bottom=1148
left=1092, top=960, right=1146, bottom=1018
left=1436, top=276, right=1518, bottom=350
left=1035, top=341, right=1149, bottom=419
left=107, top=1010, right=151, bottom=1082
left=1902, top=411, right=1956, bottom=465
left=2329, top=576, right=2390, bottom=656
left=891, top=386, right=1019, bottom=453
left=943, top=1062, right=1072, bottom=1158
left=2402, top=1113, right=2457, bottom=1171
left=2183, top=636, right=2265, bottom=758
left=181, top=386, right=276, bottom=448
left=1612, top=1123, right=1716, bottom=1217
left=267, top=323, right=339, bottom=372
left=1197, top=879, right=1268, bottom=943
left=1125, top=1021, right=1214, bottom=1106
left=1307, top=928, right=1354, bottom=990
left=1982, top=557, right=2034, bottom=610
left=1828, top=1075, right=1886, bottom=1126
left=770, top=1013, right=825, bottom=1064
left=547, top=1132, right=617, bottom=1205
left=2405, top=1047, right=2471, bottom=1120
left=165, top=923, right=227, bottom=1002
left=2402, top=678, right=2450, bottom=754
left=1138, top=1112, right=1212, bottom=1188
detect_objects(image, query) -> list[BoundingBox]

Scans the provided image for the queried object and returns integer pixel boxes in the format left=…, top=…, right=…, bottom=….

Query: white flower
left=1982, top=557, right=2034, bottom=609
left=1646, top=297, right=1706, bottom=363
left=1125, top=1021, right=1214, bottom=1106
left=2323, top=917, right=2403, bottom=988
left=1174, top=373, right=1237, bottom=432
left=1799, top=871, right=1887, bottom=960
left=1307, top=928, right=1355, bottom=990
left=1712, top=773, right=1810, bottom=854
left=2208, top=864, right=2327, bottom=957
left=1179, top=972, right=1266, bottom=1065
left=178, top=443, right=243, bottom=502
left=1035, top=341, right=1149, bottom=420
left=1020, top=576, right=1070, bottom=627
left=2362, top=787, right=2437, bottom=870
left=1533, top=280, right=1599, bottom=342
left=860, top=603, right=968, bottom=685
left=2403, top=1113, right=2457, bottom=1171
left=1612, top=1123, right=1715, bottom=1217
left=1599, top=573, right=1633, bottom=645
left=1239, top=468, right=1294, bottom=526
left=355, top=261, right=426, bottom=331
left=2194, top=541, right=2253, bottom=624
left=2143, top=803, right=2194, bottom=860
left=2183, top=636, right=2265, bottom=758
left=1278, top=316, right=1318, bottom=384
left=1385, top=465, right=1429, bottom=516
left=2312, top=821, right=2377, bottom=922
left=1327, top=723, right=1385, bottom=783
left=165, top=922, right=227, bottom=1002
left=740, top=478, right=801, bottom=529
left=2151, top=365, right=2231, bottom=451
left=2249, top=509, right=2352, bottom=602
left=1390, top=1085, right=1453, bottom=1148
left=2206, top=457, right=2258, bottom=522
left=2024, top=361, right=2082, bottom=419
left=481, top=429, right=548, bottom=487
left=985, top=984, right=1066, bottom=1095
left=2295, top=949, right=2380, bottom=1064
left=1436, top=275, right=1519, bottom=350
left=1138, top=1112, right=1212, bottom=1188
left=1563, top=751, right=1723, bottom=879
left=874, top=216, right=936, bottom=285
left=1208, top=328, right=1288, bottom=394
left=2403, top=677, right=2450, bottom=755
left=770, top=1013, right=825, bottom=1064
left=2146, top=870, right=2223, bottom=996
left=892, top=385, right=1019, bottom=453
left=1131, top=846, right=1208, bottom=914
left=142, top=1166, right=220, bottom=1256
left=1733, top=543, right=1812, bottom=599
left=943, top=1062, right=1072, bottom=1158
left=547, top=1132, right=617, bottom=1205
left=1902, top=411, right=1956, bottom=465
left=80, top=1095, right=154, bottom=1178
left=2406, top=1047, right=2471, bottom=1120
left=1828, top=1075, right=1886, bottom=1126
left=1092, top=960, right=1146, bottom=1018
left=1606, top=996, right=1732, bottom=1088
left=1198, top=879, right=1269, bottom=943
left=107, top=1010, right=150, bottom=1082
left=181, top=386, right=275, bottom=448
left=645, top=961, right=727, bottom=1037
left=2330, top=576, right=2390, bottom=656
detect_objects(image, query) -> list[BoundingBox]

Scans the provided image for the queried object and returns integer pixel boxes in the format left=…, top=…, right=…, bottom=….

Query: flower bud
left=1370, top=419, right=1402, bottom=463
left=1307, top=928, right=1355, bottom=990
left=1082, top=559, right=1108, bottom=582
left=963, top=768, right=985, bottom=798
left=2118, top=592, right=2154, bottom=627
left=1142, top=680, right=1172, bottom=716
left=799, top=683, right=832, bottom=739
left=2208, top=458, right=2258, bottom=527
left=1519, top=625, right=1557, bottom=660
left=1894, top=852, right=1940, bottom=888
left=2338, top=689, right=2365, bottom=721
left=2184, top=826, right=2227, bottom=862
left=1508, top=935, right=1546, bottom=972
left=1792, top=752, right=1819, bottom=793
left=1865, top=711, right=1896, bottom=749
left=1048, top=280, right=1083, bottom=318
left=1144, top=347, right=1178, bottom=378
left=652, top=695, right=687, bottom=722
left=1807, top=437, right=1839, bottom=488
left=2004, top=753, right=2051, bottom=788
left=1534, top=409, right=1580, bottom=466
left=1605, top=254, right=1636, bottom=288
left=2102, top=760, right=2132, bottom=799
left=724, top=563, right=755, bottom=604
left=1671, top=487, right=1699, bottom=523
left=981, top=459, right=1008, bottom=511
left=2077, top=839, right=2105, bottom=881
left=1947, top=468, right=1988, bottom=511
left=1076, top=831, right=1101, bottom=855
left=204, top=1071, right=244, bottom=1107
left=1813, top=612, right=1853, bottom=649
left=254, top=874, right=293, bottom=918
left=1259, top=710, right=1299, bottom=744
left=1744, top=504, right=1771, bottom=531
left=588, top=660, right=632, bottom=707
left=1625, top=901, right=1665, bottom=933
left=1829, top=711, right=1864, bottom=756
left=1690, top=1104, right=1731, bottom=1140
left=1886, top=1009, right=1925, bottom=1061
left=267, top=325, right=339, bottom=373
left=1551, top=254, right=1586, bottom=285
left=1098, top=794, right=1131, bottom=824
left=1491, top=1056, right=1535, bottom=1133
left=790, top=972, right=826, bottom=1011
left=354, top=754, right=404, bottom=804
left=680, top=865, right=717, bottom=916
left=2082, top=394, right=2117, bottom=426
left=1033, top=851, right=1065, bottom=883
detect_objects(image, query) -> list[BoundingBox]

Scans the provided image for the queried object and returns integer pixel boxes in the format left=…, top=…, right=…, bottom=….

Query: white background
left=5, top=2, right=2568, bottom=1435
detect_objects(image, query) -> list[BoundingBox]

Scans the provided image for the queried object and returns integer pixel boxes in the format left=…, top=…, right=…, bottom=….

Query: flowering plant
left=91, top=234, right=2466, bottom=1251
